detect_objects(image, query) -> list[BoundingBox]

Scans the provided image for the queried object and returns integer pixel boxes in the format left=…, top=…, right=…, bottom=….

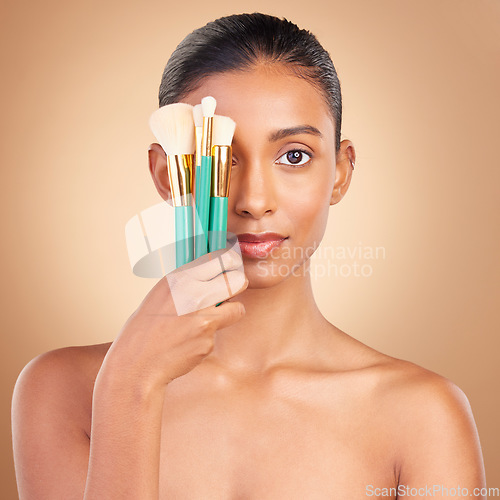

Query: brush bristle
left=201, top=96, right=217, bottom=118
left=149, top=103, right=195, bottom=155
left=193, top=104, right=203, bottom=128
left=212, top=115, right=236, bottom=147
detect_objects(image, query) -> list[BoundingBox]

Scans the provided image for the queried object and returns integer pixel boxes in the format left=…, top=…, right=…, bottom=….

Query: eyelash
left=276, top=148, right=313, bottom=167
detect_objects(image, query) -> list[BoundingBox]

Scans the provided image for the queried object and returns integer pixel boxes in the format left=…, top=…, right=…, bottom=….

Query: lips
left=237, top=232, right=287, bottom=258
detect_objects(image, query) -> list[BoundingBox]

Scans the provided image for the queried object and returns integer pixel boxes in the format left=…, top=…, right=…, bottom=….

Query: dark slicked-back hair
left=159, top=12, right=342, bottom=152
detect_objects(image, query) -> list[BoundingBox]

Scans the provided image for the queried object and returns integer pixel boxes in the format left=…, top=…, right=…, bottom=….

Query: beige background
left=1, top=0, right=499, bottom=497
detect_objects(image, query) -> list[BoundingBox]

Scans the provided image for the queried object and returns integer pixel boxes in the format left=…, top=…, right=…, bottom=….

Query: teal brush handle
left=175, top=205, right=193, bottom=268
left=194, top=156, right=212, bottom=258
left=209, top=195, right=229, bottom=308
left=208, top=196, right=228, bottom=252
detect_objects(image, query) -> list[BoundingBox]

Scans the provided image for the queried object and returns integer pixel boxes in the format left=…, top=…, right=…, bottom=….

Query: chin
left=241, top=255, right=308, bottom=289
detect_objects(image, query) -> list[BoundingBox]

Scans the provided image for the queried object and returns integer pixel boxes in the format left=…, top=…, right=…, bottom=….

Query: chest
left=158, top=380, right=397, bottom=499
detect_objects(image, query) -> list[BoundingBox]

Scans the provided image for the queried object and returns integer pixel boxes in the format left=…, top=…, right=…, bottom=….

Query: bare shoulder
left=357, top=349, right=475, bottom=430
left=367, top=355, right=485, bottom=483
left=15, top=341, right=112, bottom=390
left=373, top=355, right=474, bottom=422
left=12, top=343, right=114, bottom=497
left=12, top=342, right=112, bottom=435
left=334, top=331, right=473, bottom=417
left=331, top=330, right=480, bottom=443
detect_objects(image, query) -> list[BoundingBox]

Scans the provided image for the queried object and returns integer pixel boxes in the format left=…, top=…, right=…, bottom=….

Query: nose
left=232, top=158, right=278, bottom=220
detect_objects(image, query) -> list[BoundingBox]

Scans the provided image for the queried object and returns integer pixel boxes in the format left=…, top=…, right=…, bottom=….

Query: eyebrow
left=268, top=125, right=323, bottom=142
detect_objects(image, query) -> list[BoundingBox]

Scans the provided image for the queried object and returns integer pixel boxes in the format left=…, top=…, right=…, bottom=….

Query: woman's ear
left=148, top=143, right=172, bottom=203
left=330, top=139, right=356, bottom=205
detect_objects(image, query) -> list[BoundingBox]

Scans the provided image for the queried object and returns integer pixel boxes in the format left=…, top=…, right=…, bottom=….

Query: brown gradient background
left=1, top=0, right=499, bottom=497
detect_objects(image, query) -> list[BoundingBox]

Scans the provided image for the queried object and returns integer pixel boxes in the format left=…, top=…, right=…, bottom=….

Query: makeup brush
left=209, top=114, right=236, bottom=252
left=192, top=104, right=205, bottom=250
left=149, top=103, right=195, bottom=268
left=194, top=96, right=217, bottom=259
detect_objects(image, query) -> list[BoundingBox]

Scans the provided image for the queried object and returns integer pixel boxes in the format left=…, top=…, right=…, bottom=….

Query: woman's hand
left=12, top=247, right=248, bottom=499
left=102, top=246, right=248, bottom=391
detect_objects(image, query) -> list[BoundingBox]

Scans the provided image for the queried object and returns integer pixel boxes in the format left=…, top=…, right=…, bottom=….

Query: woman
left=12, top=13, right=486, bottom=499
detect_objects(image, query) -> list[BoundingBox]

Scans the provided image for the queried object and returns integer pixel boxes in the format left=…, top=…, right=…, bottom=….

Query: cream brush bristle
left=201, top=96, right=216, bottom=118
left=193, top=104, right=203, bottom=128
left=193, top=104, right=203, bottom=168
left=149, top=103, right=195, bottom=155
left=212, top=115, right=236, bottom=147
left=149, top=103, right=195, bottom=206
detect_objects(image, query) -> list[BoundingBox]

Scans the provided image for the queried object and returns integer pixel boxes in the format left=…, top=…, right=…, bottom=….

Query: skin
left=11, top=64, right=486, bottom=499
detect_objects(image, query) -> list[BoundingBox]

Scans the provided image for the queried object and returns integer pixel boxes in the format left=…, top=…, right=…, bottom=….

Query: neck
left=209, top=263, right=330, bottom=376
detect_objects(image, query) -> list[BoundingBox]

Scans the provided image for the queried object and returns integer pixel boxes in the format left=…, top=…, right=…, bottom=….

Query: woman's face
left=179, top=64, right=353, bottom=288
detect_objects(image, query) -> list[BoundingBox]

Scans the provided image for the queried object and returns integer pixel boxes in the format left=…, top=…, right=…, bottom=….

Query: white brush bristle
left=193, top=104, right=203, bottom=128
left=212, top=115, right=236, bottom=147
left=149, top=103, right=195, bottom=155
left=201, top=96, right=217, bottom=118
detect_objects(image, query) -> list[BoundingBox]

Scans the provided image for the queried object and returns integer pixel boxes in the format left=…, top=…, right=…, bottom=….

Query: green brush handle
left=208, top=196, right=228, bottom=252
left=175, top=205, right=193, bottom=268
left=194, top=157, right=212, bottom=258
left=210, top=196, right=228, bottom=307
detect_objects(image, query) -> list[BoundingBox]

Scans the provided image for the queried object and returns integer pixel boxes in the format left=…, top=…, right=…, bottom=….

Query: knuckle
left=223, top=249, right=242, bottom=269
left=231, top=303, right=244, bottom=320
left=189, top=294, right=204, bottom=312
left=199, top=336, right=215, bottom=355
left=197, top=316, right=216, bottom=334
left=223, top=253, right=236, bottom=269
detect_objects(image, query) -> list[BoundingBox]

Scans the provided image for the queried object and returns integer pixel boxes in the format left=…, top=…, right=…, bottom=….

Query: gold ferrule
left=195, top=126, right=202, bottom=167
left=211, top=145, right=232, bottom=197
left=166, top=154, right=193, bottom=206
left=202, top=116, right=213, bottom=157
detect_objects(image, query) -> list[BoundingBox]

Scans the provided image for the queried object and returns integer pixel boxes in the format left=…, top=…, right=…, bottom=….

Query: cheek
left=283, top=171, right=333, bottom=245
left=290, top=195, right=329, bottom=246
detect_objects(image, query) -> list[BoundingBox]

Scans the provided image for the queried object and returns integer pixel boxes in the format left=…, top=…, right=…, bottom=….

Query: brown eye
left=277, top=149, right=312, bottom=167
left=287, top=151, right=303, bottom=164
